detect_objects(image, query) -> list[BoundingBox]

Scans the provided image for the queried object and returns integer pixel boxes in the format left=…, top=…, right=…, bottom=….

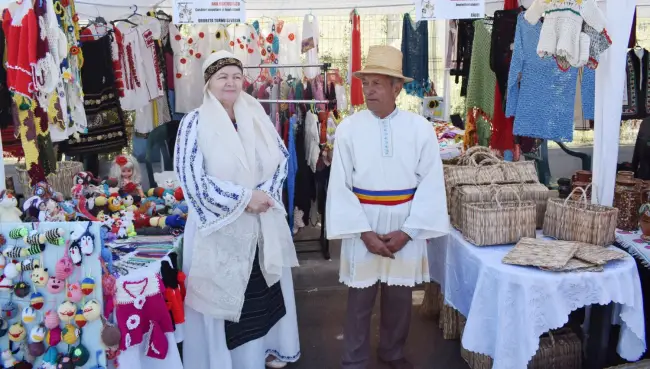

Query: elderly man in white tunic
left=326, top=45, right=450, bottom=369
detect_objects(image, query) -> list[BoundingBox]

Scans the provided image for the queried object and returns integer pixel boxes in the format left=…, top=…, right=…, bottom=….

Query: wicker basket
left=419, top=282, right=442, bottom=319
left=543, top=187, right=618, bottom=246
left=461, top=329, right=582, bottom=369
left=450, top=183, right=554, bottom=230
left=439, top=302, right=466, bottom=340
left=461, top=188, right=537, bottom=246
left=15, top=161, right=83, bottom=199
left=445, top=158, right=539, bottom=212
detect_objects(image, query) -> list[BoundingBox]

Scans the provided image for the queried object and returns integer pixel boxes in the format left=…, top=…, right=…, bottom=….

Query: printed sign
left=173, top=0, right=246, bottom=24
left=415, top=0, right=485, bottom=21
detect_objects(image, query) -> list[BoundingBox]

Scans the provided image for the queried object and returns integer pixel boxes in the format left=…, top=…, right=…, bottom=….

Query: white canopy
left=0, top=0, right=639, bottom=206
left=65, top=0, right=650, bottom=20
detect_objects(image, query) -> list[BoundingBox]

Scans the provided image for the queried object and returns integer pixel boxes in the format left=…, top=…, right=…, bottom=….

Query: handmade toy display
left=0, top=222, right=106, bottom=368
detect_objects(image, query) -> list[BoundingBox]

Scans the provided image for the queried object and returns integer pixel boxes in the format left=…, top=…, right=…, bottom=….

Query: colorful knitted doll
left=525, top=0, right=607, bottom=68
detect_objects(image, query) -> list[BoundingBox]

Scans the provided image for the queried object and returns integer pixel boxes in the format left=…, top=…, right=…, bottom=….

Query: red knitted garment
left=3, top=3, right=38, bottom=98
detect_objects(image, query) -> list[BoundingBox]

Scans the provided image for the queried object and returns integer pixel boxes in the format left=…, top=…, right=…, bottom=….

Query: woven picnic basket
left=461, top=187, right=537, bottom=246
left=450, top=183, right=554, bottom=230
left=461, top=328, right=582, bottom=369
left=543, top=186, right=618, bottom=246
left=15, top=161, right=83, bottom=199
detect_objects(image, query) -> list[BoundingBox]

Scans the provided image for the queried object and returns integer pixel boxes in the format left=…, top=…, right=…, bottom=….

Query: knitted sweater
left=525, top=0, right=606, bottom=68
left=3, top=1, right=37, bottom=98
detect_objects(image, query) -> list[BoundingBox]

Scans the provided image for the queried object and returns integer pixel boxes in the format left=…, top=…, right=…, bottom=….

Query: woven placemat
left=575, top=244, right=626, bottom=265
left=502, top=238, right=578, bottom=269
left=540, top=258, right=604, bottom=273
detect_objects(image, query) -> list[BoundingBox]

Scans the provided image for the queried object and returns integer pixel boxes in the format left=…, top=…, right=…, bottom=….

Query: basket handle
left=472, top=165, right=500, bottom=186
left=493, top=186, right=521, bottom=208
left=563, top=186, right=588, bottom=206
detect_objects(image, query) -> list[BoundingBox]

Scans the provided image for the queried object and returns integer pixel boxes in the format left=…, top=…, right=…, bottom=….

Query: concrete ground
left=289, top=232, right=469, bottom=369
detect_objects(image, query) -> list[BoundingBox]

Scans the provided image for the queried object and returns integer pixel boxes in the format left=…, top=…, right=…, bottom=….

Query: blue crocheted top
left=582, top=67, right=595, bottom=120
left=506, top=13, right=594, bottom=141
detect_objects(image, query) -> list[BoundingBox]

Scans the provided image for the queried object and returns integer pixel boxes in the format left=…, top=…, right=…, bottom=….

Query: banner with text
left=415, top=0, right=485, bottom=21
left=173, top=0, right=246, bottom=24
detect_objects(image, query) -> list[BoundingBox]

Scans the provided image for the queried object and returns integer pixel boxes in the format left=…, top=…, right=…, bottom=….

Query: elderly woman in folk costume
left=174, top=50, right=300, bottom=369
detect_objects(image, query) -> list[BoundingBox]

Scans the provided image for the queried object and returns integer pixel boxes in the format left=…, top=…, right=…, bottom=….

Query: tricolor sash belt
left=352, top=187, right=416, bottom=206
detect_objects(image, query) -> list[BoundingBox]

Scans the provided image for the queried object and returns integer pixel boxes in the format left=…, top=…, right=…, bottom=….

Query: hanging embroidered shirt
left=302, top=15, right=320, bottom=79
left=67, top=34, right=126, bottom=155
left=81, top=24, right=125, bottom=97
left=55, top=0, right=87, bottom=135
left=279, top=22, right=302, bottom=80
left=230, top=24, right=261, bottom=79
left=170, top=24, right=210, bottom=113
left=401, top=13, right=430, bottom=98
left=622, top=48, right=649, bottom=120
left=525, top=0, right=607, bottom=68
left=506, top=13, right=580, bottom=142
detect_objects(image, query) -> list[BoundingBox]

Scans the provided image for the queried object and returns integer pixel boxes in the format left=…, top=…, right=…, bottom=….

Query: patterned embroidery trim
left=203, top=58, right=243, bottom=83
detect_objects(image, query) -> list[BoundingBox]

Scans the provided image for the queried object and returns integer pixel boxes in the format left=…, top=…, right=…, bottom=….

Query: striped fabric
left=352, top=187, right=416, bottom=206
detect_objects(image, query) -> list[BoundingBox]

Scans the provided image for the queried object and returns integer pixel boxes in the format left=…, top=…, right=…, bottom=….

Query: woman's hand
left=245, top=190, right=274, bottom=213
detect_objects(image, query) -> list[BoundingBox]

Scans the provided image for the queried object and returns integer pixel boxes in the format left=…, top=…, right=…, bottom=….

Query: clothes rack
left=256, top=99, right=331, bottom=104
left=245, top=62, right=333, bottom=259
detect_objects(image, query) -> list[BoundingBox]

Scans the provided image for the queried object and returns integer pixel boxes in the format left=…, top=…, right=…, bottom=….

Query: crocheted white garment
left=525, top=0, right=606, bottom=68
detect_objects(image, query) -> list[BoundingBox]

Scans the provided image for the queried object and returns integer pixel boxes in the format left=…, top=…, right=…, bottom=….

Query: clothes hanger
left=111, top=5, right=141, bottom=27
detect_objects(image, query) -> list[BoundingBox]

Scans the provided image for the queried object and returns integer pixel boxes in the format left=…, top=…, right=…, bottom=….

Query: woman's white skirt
left=182, top=218, right=301, bottom=369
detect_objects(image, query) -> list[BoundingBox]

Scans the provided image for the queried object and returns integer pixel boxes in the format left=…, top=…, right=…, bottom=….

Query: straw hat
left=353, top=45, right=413, bottom=83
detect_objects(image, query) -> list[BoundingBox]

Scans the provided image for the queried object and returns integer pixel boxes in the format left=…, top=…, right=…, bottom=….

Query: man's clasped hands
left=360, top=230, right=410, bottom=259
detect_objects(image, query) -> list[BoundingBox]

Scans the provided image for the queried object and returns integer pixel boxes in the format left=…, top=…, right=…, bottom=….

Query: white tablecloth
left=428, top=229, right=646, bottom=369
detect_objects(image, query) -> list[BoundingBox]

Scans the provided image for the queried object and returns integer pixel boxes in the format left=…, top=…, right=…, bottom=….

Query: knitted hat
left=47, top=276, right=64, bottom=294
left=353, top=45, right=413, bottom=83
left=31, top=267, right=49, bottom=287
left=28, top=341, right=45, bottom=357
left=57, top=301, right=76, bottom=323
left=62, top=324, right=79, bottom=345
left=30, top=324, right=46, bottom=342
left=79, top=225, right=95, bottom=256
left=8, top=322, right=26, bottom=342
left=71, top=344, right=90, bottom=366
left=13, top=281, right=30, bottom=298
left=57, top=354, right=75, bottom=369
left=66, top=283, right=82, bottom=303
left=2, top=301, right=17, bottom=319
left=46, top=326, right=62, bottom=346
left=30, top=292, right=44, bottom=310
left=74, top=309, right=87, bottom=328
left=55, top=254, right=73, bottom=280
left=68, top=241, right=83, bottom=267
left=21, top=307, right=36, bottom=324
left=81, top=277, right=95, bottom=296
left=44, top=310, right=59, bottom=329
left=43, top=346, right=58, bottom=364
left=82, top=300, right=101, bottom=322
left=100, top=317, right=120, bottom=348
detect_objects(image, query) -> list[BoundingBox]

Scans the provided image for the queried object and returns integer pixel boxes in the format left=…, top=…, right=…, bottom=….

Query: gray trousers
left=341, top=283, right=412, bottom=369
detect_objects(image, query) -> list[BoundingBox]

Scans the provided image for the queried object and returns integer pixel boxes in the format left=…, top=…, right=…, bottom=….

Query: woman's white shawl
left=175, top=90, right=299, bottom=322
